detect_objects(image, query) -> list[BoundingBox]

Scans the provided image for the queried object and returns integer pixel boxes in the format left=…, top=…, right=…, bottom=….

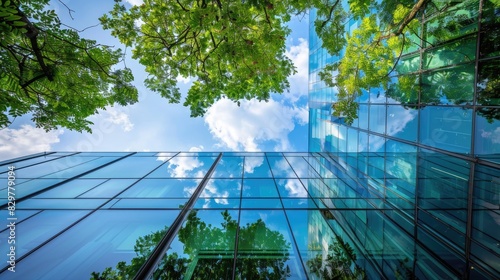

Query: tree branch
left=16, top=8, right=54, bottom=81
left=21, top=73, right=47, bottom=88
left=176, top=0, right=190, bottom=12
left=394, top=0, right=430, bottom=36
left=320, top=0, right=341, bottom=29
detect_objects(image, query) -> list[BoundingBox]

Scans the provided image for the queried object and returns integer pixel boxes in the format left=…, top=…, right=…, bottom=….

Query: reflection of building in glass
left=309, top=0, right=499, bottom=279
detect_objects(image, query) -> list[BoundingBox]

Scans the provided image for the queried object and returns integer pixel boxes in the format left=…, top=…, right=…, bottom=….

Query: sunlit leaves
left=1, top=0, right=138, bottom=132
left=101, top=0, right=296, bottom=117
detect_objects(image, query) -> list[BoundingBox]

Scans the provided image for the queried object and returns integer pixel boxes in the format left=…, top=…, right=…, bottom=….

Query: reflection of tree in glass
left=307, top=236, right=366, bottom=280
left=319, top=0, right=496, bottom=124
left=91, top=210, right=291, bottom=279
left=395, top=257, right=418, bottom=280
left=477, top=60, right=500, bottom=123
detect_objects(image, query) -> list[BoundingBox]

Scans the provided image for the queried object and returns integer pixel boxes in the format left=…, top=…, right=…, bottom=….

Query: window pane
left=119, top=179, right=199, bottom=198
left=419, top=106, right=472, bottom=153
left=480, top=0, right=500, bottom=58
left=423, top=37, right=476, bottom=70
left=243, top=156, right=272, bottom=178
left=153, top=210, right=238, bottom=278
left=267, top=156, right=297, bottom=178
left=79, top=179, right=136, bottom=198
left=236, top=210, right=306, bottom=279
left=212, top=156, right=243, bottom=178
left=83, top=157, right=164, bottom=178
left=386, top=105, right=418, bottom=141
left=11, top=210, right=179, bottom=279
left=242, top=179, right=279, bottom=198
left=147, top=156, right=216, bottom=178
left=477, top=59, right=500, bottom=106
left=386, top=75, right=419, bottom=104
left=475, top=110, right=500, bottom=163
left=421, top=63, right=474, bottom=105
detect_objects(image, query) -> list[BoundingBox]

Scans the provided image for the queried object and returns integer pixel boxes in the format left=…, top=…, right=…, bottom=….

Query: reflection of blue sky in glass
left=148, top=156, right=216, bottom=178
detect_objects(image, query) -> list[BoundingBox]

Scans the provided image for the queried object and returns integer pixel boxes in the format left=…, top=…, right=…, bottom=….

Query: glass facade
left=0, top=152, right=377, bottom=279
left=309, top=0, right=499, bottom=279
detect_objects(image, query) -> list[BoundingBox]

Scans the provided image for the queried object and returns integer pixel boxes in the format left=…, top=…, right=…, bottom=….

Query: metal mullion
left=283, top=154, right=322, bottom=209
left=0, top=152, right=137, bottom=209
left=276, top=155, right=310, bottom=279
left=0, top=152, right=140, bottom=273
left=231, top=154, right=245, bottom=280
left=133, top=152, right=222, bottom=280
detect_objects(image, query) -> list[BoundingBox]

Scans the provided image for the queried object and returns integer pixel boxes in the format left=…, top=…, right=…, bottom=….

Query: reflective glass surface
left=1, top=152, right=499, bottom=279
left=6, top=210, right=179, bottom=279
left=419, top=106, right=472, bottom=154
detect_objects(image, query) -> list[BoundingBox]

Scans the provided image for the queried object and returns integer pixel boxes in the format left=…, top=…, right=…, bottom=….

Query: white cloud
left=0, top=125, right=63, bottom=160
left=481, top=127, right=500, bottom=144
left=125, top=0, right=144, bottom=6
left=189, top=145, right=204, bottom=152
left=285, top=38, right=309, bottom=102
left=102, top=107, right=134, bottom=132
left=176, top=76, right=192, bottom=84
left=204, top=98, right=307, bottom=151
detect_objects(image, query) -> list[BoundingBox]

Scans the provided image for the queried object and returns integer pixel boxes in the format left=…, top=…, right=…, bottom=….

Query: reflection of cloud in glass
left=201, top=180, right=229, bottom=207
left=361, top=105, right=417, bottom=152
left=244, top=156, right=264, bottom=174
left=155, top=152, right=174, bottom=162
left=386, top=108, right=417, bottom=137
left=167, top=157, right=204, bottom=177
left=481, top=127, right=500, bottom=144
left=387, top=159, right=414, bottom=181
left=280, top=179, right=308, bottom=197
left=271, top=158, right=296, bottom=178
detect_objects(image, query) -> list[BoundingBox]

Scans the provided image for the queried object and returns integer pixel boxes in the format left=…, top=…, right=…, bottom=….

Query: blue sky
left=0, top=0, right=310, bottom=160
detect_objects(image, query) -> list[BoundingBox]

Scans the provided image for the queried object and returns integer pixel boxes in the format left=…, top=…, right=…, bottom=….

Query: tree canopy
left=1, top=0, right=138, bottom=132
left=99, top=0, right=298, bottom=118
left=2, top=0, right=497, bottom=131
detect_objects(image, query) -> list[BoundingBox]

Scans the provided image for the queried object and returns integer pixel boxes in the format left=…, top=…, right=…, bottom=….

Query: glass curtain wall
left=309, top=0, right=499, bottom=279
left=0, top=152, right=361, bottom=280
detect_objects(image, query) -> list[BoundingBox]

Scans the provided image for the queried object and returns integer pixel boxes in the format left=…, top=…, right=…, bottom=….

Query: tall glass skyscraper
left=309, top=0, right=499, bottom=279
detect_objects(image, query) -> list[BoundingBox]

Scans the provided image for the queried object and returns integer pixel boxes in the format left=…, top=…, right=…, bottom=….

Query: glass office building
left=1, top=151, right=374, bottom=279
left=308, top=0, right=499, bottom=279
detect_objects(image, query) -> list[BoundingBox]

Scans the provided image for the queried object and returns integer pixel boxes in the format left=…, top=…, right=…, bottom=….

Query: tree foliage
left=0, top=0, right=138, bottom=132
left=3, top=0, right=496, bottom=130
left=100, top=0, right=297, bottom=117
left=91, top=210, right=292, bottom=279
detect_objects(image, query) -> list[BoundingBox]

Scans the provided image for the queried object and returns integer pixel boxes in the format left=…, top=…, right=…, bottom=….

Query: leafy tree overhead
left=100, top=0, right=297, bottom=118
left=3, top=0, right=496, bottom=131
left=1, top=0, right=138, bottom=132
